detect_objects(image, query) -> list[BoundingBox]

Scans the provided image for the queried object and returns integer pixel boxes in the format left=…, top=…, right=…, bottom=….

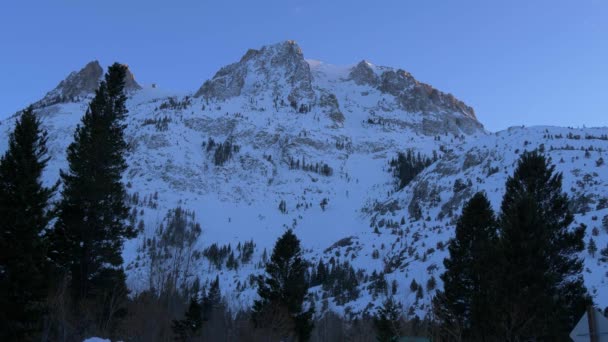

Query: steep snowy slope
left=1, top=41, right=605, bottom=318
left=370, top=126, right=608, bottom=314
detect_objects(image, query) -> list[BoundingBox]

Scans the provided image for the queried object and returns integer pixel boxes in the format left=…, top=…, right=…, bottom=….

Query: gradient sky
left=1, top=0, right=606, bottom=131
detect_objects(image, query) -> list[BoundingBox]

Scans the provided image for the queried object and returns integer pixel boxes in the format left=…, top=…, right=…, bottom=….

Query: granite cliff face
left=195, top=40, right=314, bottom=106
left=348, top=60, right=481, bottom=135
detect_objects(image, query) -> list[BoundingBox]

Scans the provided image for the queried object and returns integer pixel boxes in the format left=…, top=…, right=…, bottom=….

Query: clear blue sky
left=1, top=0, right=606, bottom=131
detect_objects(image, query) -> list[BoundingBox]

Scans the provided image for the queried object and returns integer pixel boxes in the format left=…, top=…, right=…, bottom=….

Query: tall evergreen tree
left=495, top=150, right=589, bottom=341
left=207, top=276, right=221, bottom=307
left=49, top=63, right=136, bottom=334
left=374, top=297, right=403, bottom=342
left=434, top=192, right=498, bottom=341
left=252, top=229, right=314, bottom=341
left=588, top=237, right=597, bottom=258
left=172, top=295, right=203, bottom=342
left=0, top=107, right=57, bottom=341
left=202, top=276, right=221, bottom=323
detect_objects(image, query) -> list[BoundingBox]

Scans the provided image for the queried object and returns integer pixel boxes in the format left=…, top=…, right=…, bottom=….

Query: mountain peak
left=349, top=60, right=379, bottom=86
left=240, top=40, right=303, bottom=63
left=120, top=64, right=142, bottom=92
left=264, top=40, right=303, bottom=58
left=33, top=60, right=103, bottom=107
left=33, top=61, right=141, bottom=109
left=194, top=41, right=480, bottom=134
left=195, top=40, right=313, bottom=103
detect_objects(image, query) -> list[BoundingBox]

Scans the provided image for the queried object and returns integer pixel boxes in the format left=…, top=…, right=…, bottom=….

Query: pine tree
left=0, top=107, right=57, bottom=341
left=435, top=192, right=498, bottom=341
left=495, top=150, right=589, bottom=340
left=202, top=276, right=221, bottom=322
left=588, top=237, right=597, bottom=258
left=48, top=63, right=136, bottom=333
left=409, top=279, right=418, bottom=293
left=315, top=260, right=327, bottom=286
left=426, top=276, right=436, bottom=291
left=600, top=244, right=608, bottom=262
left=252, top=229, right=314, bottom=341
left=415, top=286, right=423, bottom=300
left=172, top=296, right=203, bottom=342
left=207, top=276, right=221, bottom=307
left=374, top=297, right=403, bottom=342
left=226, top=251, right=238, bottom=270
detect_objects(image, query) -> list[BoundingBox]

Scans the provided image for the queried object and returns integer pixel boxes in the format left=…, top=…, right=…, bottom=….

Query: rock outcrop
left=33, top=61, right=141, bottom=109
left=34, top=61, right=103, bottom=107
left=122, top=65, right=142, bottom=92
left=348, top=60, right=379, bottom=86
left=348, top=61, right=481, bottom=134
left=195, top=41, right=314, bottom=105
left=378, top=69, right=476, bottom=120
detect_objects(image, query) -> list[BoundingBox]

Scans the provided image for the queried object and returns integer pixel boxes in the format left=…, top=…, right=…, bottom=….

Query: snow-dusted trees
left=288, top=156, right=334, bottom=176
left=147, top=207, right=201, bottom=296
left=203, top=137, right=240, bottom=166
left=389, top=150, right=434, bottom=190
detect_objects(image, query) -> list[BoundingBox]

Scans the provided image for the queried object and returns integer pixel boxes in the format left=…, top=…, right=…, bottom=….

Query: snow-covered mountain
left=1, top=40, right=606, bottom=318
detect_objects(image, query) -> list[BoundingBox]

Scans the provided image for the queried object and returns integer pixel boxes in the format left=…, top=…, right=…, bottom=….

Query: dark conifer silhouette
left=374, top=297, right=403, bottom=342
left=49, top=63, right=136, bottom=334
left=252, top=229, right=314, bottom=341
left=434, top=192, right=498, bottom=341
left=0, top=107, right=56, bottom=341
left=495, top=150, right=589, bottom=340
left=172, top=295, right=203, bottom=341
left=389, top=150, right=434, bottom=189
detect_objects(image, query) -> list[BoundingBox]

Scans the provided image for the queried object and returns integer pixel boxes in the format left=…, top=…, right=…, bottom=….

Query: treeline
left=542, top=131, right=608, bottom=141
left=120, top=287, right=433, bottom=342
left=142, top=116, right=171, bottom=131
left=288, top=156, right=333, bottom=176
left=122, top=227, right=434, bottom=342
left=201, top=240, right=255, bottom=271
left=158, top=96, right=192, bottom=111
left=310, top=259, right=361, bottom=305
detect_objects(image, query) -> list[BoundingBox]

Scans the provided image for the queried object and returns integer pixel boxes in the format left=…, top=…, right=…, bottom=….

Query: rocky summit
left=195, top=40, right=315, bottom=104
left=1, top=40, right=606, bottom=318
left=31, top=60, right=141, bottom=109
